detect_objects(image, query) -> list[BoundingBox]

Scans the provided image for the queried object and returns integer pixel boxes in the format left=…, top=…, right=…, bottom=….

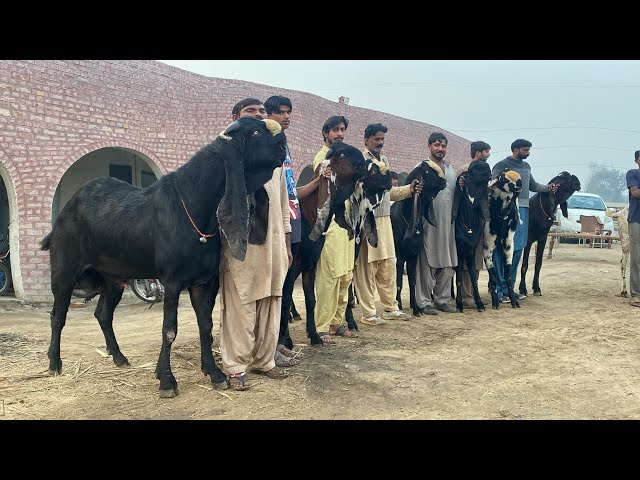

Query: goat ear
left=218, top=148, right=249, bottom=261
left=364, top=210, right=378, bottom=247
left=248, top=187, right=270, bottom=245
left=451, top=187, right=461, bottom=224
left=560, top=201, right=569, bottom=218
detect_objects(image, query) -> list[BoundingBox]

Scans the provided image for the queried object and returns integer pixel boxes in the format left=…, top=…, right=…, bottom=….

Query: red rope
left=540, top=193, right=553, bottom=222
left=180, top=197, right=218, bottom=240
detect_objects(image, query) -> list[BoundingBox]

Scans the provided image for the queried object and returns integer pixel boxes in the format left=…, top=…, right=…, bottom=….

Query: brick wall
left=0, top=60, right=470, bottom=301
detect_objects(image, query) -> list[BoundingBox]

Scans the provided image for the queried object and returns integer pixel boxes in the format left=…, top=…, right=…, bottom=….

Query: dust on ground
left=1, top=243, right=639, bottom=420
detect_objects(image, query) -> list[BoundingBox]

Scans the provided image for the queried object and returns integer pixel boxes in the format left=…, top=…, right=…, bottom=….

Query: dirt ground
left=1, top=242, right=639, bottom=420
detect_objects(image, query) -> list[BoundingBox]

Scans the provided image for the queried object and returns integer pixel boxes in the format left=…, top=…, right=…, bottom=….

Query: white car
left=555, top=192, right=617, bottom=236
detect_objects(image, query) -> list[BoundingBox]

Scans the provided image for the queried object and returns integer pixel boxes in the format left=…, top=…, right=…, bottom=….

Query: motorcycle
left=129, top=278, right=164, bottom=303
left=0, top=242, right=11, bottom=296
left=72, top=278, right=164, bottom=304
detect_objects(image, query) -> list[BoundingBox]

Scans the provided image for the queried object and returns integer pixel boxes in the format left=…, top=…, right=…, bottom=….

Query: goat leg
left=302, top=269, right=322, bottom=345
left=406, top=255, right=422, bottom=316
left=189, top=281, right=228, bottom=390
left=94, top=281, right=129, bottom=367
left=467, top=256, right=485, bottom=312
left=155, top=285, right=181, bottom=397
left=395, top=256, right=405, bottom=312
left=519, top=240, right=532, bottom=296
left=532, top=236, right=547, bottom=296
left=345, top=283, right=358, bottom=331
left=454, top=262, right=464, bottom=313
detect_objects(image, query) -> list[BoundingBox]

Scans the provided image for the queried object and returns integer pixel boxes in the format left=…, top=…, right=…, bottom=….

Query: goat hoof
left=159, top=387, right=178, bottom=398
left=48, top=368, right=62, bottom=376
left=534, top=291, right=542, bottom=296
left=514, top=302, right=521, bottom=308
left=212, top=380, right=229, bottom=391
left=309, top=334, right=323, bottom=346
left=113, top=355, right=130, bottom=367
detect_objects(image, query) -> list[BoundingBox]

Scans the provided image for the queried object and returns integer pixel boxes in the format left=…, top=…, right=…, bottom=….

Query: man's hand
left=323, top=165, right=332, bottom=178
left=458, top=177, right=465, bottom=188
left=410, top=179, right=423, bottom=195
left=548, top=183, right=559, bottom=194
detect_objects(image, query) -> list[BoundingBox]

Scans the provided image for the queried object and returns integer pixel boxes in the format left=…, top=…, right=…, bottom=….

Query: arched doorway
left=52, top=147, right=162, bottom=223
left=0, top=164, right=18, bottom=298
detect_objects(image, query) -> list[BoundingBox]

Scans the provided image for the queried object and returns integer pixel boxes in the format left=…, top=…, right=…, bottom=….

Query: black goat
left=41, top=117, right=286, bottom=398
left=390, top=160, right=447, bottom=316
left=297, top=142, right=391, bottom=345
left=483, top=169, right=523, bottom=309
left=519, top=171, right=581, bottom=297
left=452, top=160, right=492, bottom=312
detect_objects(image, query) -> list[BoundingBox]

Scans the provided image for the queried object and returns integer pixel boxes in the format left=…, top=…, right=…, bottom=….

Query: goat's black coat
left=390, top=161, right=447, bottom=316
left=451, top=160, right=491, bottom=312
left=295, top=142, right=391, bottom=345
left=519, top=171, right=581, bottom=296
left=41, top=117, right=286, bottom=397
left=483, top=168, right=523, bottom=309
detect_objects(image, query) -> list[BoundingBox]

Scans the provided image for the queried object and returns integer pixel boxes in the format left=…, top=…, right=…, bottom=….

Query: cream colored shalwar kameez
left=219, top=167, right=290, bottom=375
left=415, top=159, right=458, bottom=308
left=313, top=146, right=355, bottom=334
left=354, top=149, right=412, bottom=317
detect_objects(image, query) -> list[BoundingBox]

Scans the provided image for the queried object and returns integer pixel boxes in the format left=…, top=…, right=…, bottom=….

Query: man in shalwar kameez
left=219, top=98, right=292, bottom=391
left=415, top=132, right=459, bottom=315
left=354, top=123, right=420, bottom=326
left=312, top=115, right=358, bottom=343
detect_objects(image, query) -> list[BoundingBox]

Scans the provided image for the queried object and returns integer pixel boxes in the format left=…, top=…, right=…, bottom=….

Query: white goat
left=608, top=205, right=629, bottom=296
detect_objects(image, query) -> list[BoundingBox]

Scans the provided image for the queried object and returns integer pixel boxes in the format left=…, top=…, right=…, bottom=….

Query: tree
left=584, top=163, right=627, bottom=203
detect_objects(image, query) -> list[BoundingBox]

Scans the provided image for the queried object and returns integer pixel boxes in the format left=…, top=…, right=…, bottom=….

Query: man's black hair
left=364, top=123, right=388, bottom=139
left=511, top=139, right=532, bottom=151
left=231, top=98, right=263, bottom=116
left=264, top=95, right=292, bottom=115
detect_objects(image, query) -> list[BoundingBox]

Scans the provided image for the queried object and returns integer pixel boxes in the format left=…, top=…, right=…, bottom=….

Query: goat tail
left=40, top=232, right=52, bottom=251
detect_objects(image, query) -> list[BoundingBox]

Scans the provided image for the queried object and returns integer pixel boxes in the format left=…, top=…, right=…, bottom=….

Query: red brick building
left=0, top=60, right=470, bottom=302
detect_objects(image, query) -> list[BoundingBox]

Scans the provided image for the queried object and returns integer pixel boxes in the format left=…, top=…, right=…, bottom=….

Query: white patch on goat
left=166, top=330, right=176, bottom=344
left=483, top=222, right=497, bottom=269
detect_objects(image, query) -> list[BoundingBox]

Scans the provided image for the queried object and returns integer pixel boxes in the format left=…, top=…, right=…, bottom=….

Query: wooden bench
left=547, top=232, right=620, bottom=259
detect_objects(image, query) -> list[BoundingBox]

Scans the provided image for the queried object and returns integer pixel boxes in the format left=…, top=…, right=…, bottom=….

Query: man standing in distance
left=626, top=150, right=640, bottom=307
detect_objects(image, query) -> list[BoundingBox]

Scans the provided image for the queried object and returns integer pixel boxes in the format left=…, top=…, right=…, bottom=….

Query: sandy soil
left=1, top=242, right=638, bottom=420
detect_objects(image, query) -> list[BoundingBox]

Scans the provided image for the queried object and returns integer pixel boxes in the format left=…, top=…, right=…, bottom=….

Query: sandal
left=317, top=332, right=337, bottom=344
left=251, top=367, right=289, bottom=379
left=275, top=350, right=301, bottom=367
left=227, top=372, right=250, bottom=391
left=329, top=324, right=358, bottom=337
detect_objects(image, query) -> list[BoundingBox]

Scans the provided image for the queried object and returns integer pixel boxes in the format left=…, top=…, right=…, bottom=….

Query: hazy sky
left=161, top=60, right=640, bottom=190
